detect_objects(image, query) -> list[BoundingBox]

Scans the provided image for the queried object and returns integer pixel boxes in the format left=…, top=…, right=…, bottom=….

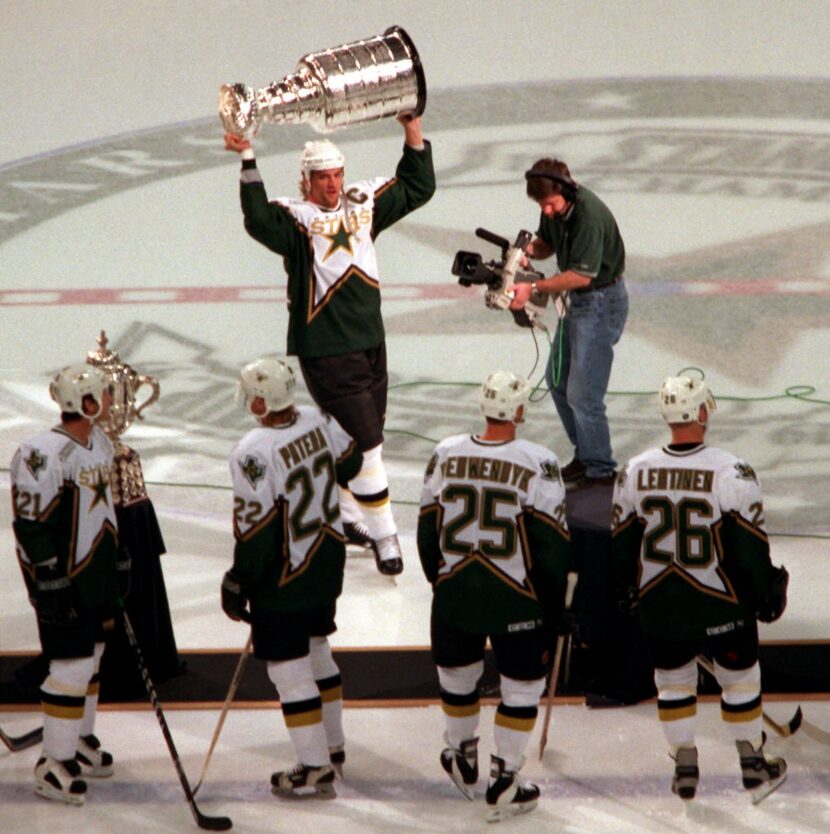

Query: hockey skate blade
left=486, top=798, right=537, bottom=823
left=749, top=771, right=787, bottom=805
left=446, top=770, right=475, bottom=801
left=272, top=783, right=336, bottom=800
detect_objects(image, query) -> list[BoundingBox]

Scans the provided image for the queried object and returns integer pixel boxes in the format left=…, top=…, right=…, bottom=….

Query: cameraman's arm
left=511, top=269, right=591, bottom=309
left=526, top=237, right=554, bottom=260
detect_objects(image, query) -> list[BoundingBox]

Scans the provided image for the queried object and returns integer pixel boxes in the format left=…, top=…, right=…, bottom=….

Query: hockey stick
left=122, top=611, right=232, bottom=831
left=696, top=655, right=802, bottom=738
left=538, top=571, right=578, bottom=760
left=193, top=632, right=253, bottom=796
left=0, top=723, right=43, bottom=752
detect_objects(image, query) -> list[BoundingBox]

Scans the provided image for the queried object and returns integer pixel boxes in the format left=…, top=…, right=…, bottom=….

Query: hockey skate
left=670, top=746, right=699, bottom=800
left=485, top=755, right=539, bottom=822
left=34, top=754, right=88, bottom=806
left=343, top=521, right=372, bottom=549
left=270, top=763, right=336, bottom=799
left=372, top=534, right=403, bottom=576
left=736, top=736, right=787, bottom=804
left=329, top=744, right=345, bottom=779
left=76, top=733, right=114, bottom=778
left=440, top=735, right=479, bottom=800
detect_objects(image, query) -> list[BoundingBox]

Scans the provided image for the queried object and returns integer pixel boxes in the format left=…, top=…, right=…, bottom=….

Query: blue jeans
left=545, top=280, right=628, bottom=477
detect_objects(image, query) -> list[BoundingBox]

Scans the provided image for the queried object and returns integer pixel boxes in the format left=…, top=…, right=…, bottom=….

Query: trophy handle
left=134, top=375, right=161, bottom=421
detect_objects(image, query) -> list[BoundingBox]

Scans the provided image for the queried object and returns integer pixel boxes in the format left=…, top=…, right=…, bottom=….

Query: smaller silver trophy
left=219, top=25, right=426, bottom=139
left=86, top=330, right=160, bottom=506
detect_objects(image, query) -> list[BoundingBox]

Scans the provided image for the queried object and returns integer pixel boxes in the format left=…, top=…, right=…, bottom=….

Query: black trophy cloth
left=98, top=497, right=184, bottom=700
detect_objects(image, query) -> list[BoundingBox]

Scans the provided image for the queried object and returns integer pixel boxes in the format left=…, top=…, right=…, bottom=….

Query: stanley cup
left=219, top=25, right=426, bottom=139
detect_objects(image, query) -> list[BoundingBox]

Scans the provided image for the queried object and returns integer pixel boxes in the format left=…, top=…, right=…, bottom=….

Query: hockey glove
left=757, top=565, right=789, bottom=623
left=33, top=562, right=81, bottom=628
left=221, top=569, right=251, bottom=623
left=116, top=545, right=132, bottom=601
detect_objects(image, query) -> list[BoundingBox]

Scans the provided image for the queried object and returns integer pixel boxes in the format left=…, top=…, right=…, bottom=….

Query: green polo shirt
left=537, top=185, right=625, bottom=288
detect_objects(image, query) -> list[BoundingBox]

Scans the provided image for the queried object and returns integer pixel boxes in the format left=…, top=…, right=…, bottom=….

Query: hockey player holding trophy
left=10, top=363, right=128, bottom=804
left=221, top=27, right=434, bottom=576
left=221, top=358, right=363, bottom=798
left=612, top=373, right=789, bottom=804
left=417, top=371, right=572, bottom=821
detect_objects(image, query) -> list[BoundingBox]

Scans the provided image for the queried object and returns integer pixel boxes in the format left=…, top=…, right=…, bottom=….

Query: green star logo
left=87, top=468, right=111, bottom=510
left=240, top=455, right=266, bottom=488
left=321, top=218, right=355, bottom=261
left=540, top=460, right=561, bottom=482
left=25, top=449, right=47, bottom=479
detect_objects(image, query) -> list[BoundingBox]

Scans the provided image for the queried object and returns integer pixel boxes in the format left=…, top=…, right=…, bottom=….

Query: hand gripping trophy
left=86, top=332, right=180, bottom=694
left=219, top=25, right=426, bottom=138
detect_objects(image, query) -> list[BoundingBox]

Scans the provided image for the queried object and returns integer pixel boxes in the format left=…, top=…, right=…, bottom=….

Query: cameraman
left=510, top=158, right=628, bottom=490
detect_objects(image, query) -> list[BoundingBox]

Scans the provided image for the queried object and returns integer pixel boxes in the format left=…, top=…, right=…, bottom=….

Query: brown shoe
left=561, top=459, right=586, bottom=483
left=569, top=472, right=617, bottom=491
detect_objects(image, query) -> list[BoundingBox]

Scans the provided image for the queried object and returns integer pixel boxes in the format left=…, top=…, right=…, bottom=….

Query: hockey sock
left=714, top=661, right=763, bottom=742
left=438, top=663, right=483, bottom=749
left=80, top=642, right=105, bottom=737
left=348, top=445, right=396, bottom=539
left=41, top=654, right=96, bottom=761
left=337, top=487, right=362, bottom=526
left=268, top=656, right=329, bottom=767
left=655, top=660, right=698, bottom=750
left=493, top=675, right=545, bottom=771
left=310, top=637, right=344, bottom=749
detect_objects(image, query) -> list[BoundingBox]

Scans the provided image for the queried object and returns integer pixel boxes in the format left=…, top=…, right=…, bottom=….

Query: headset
left=524, top=169, right=579, bottom=202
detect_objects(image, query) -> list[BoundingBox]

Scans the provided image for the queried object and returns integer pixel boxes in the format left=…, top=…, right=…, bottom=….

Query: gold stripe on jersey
left=640, top=561, right=739, bottom=605
left=278, top=526, right=341, bottom=587
left=434, top=549, right=538, bottom=600
left=233, top=503, right=279, bottom=542
left=373, top=177, right=398, bottom=200
left=69, top=518, right=118, bottom=577
left=307, top=263, right=379, bottom=323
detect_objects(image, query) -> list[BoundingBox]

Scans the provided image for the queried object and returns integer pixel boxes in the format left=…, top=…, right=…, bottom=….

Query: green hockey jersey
left=239, top=142, right=435, bottom=358
left=612, top=443, right=777, bottom=640
left=418, top=433, right=572, bottom=635
left=229, top=406, right=362, bottom=613
left=11, top=425, right=120, bottom=609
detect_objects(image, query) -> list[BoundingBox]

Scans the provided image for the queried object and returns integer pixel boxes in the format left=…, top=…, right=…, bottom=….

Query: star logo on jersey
left=734, top=462, right=758, bottom=482
left=321, top=218, right=355, bottom=261
left=25, top=449, right=47, bottom=480
left=424, top=452, right=438, bottom=480
left=617, top=464, right=629, bottom=488
left=240, top=455, right=266, bottom=488
left=86, top=469, right=111, bottom=511
left=540, top=460, right=560, bottom=482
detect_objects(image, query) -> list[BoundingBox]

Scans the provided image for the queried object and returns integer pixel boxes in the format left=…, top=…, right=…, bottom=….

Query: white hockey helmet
left=237, top=357, right=296, bottom=416
left=49, top=363, right=109, bottom=421
left=479, top=370, right=531, bottom=423
left=300, top=139, right=345, bottom=174
left=658, top=374, right=716, bottom=425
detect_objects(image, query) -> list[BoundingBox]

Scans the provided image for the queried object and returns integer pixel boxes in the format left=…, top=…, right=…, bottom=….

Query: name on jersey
left=442, top=455, right=534, bottom=490
left=279, top=427, right=329, bottom=467
left=308, top=208, right=371, bottom=237
left=637, top=467, right=714, bottom=492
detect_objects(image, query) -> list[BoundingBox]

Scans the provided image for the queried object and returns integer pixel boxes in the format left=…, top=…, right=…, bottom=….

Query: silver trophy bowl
left=220, top=25, right=427, bottom=139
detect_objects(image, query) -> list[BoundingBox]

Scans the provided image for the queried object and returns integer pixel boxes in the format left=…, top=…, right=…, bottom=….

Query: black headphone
left=524, top=169, right=578, bottom=201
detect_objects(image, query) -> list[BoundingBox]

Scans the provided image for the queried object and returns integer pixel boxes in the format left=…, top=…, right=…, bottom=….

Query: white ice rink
left=2, top=1, right=830, bottom=831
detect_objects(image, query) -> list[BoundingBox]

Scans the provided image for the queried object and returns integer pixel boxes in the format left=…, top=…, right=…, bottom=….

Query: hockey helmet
left=300, top=139, right=345, bottom=174
left=49, top=363, right=109, bottom=421
left=479, top=370, right=531, bottom=423
left=237, top=357, right=296, bottom=416
left=658, top=374, right=716, bottom=425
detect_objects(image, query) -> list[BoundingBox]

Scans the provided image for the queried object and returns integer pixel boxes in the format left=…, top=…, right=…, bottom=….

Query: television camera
left=452, top=228, right=549, bottom=328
